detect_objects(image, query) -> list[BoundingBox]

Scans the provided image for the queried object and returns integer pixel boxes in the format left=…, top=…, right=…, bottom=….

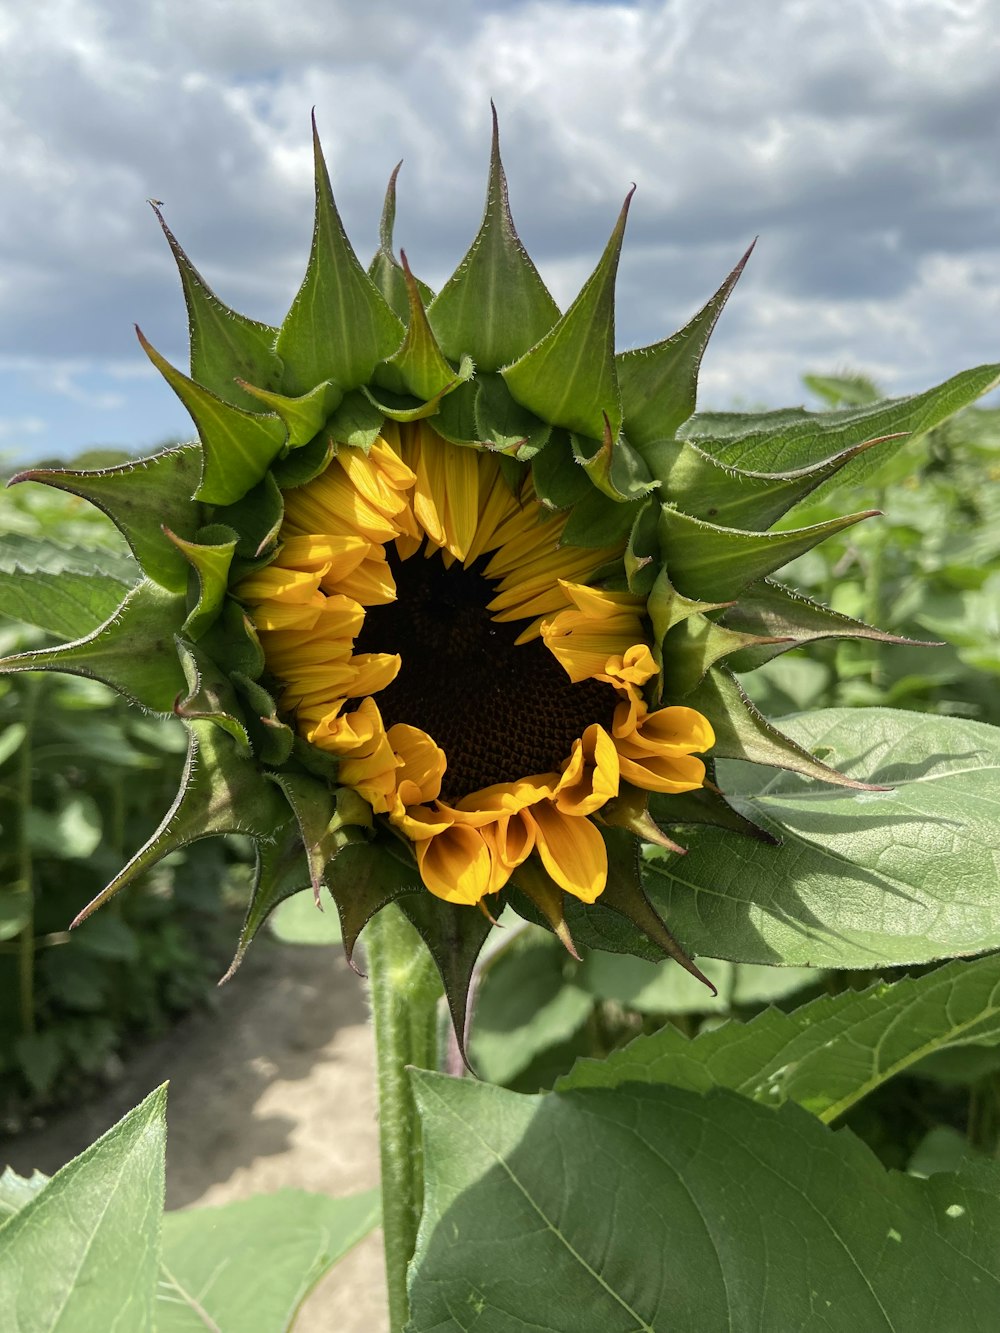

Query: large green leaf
left=643, top=708, right=1000, bottom=968
left=0, top=533, right=136, bottom=638
left=560, top=953, right=1000, bottom=1124
left=156, top=1189, right=379, bottom=1332
left=0, top=1085, right=165, bottom=1332
left=409, top=1073, right=1000, bottom=1331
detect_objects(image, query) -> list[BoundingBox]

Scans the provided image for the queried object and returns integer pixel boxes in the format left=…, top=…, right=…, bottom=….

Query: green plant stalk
left=366, top=901, right=442, bottom=1332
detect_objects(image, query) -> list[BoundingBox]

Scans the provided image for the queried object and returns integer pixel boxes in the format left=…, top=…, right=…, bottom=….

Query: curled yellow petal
left=526, top=801, right=608, bottom=903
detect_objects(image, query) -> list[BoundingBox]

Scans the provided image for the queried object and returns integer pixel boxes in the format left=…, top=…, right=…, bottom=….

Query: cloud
left=0, top=0, right=997, bottom=462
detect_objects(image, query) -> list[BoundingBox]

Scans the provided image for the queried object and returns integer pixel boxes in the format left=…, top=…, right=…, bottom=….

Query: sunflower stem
left=366, top=901, right=442, bottom=1332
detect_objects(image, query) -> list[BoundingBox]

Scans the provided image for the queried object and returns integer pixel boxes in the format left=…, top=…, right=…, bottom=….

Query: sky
left=1, top=0, right=998, bottom=466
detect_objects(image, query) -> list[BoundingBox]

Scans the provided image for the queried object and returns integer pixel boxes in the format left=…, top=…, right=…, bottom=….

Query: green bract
left=3, top=112, right=998, bottom=1044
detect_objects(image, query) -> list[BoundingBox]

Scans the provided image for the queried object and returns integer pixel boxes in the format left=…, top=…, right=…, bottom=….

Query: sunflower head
left=1, top=111, right=914, bottom=1047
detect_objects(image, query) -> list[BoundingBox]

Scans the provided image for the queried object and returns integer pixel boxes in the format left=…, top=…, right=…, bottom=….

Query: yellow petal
left=554, top=724, right=619, bottom=816
left=526, top=803, right=608, bottom=902
left=416, top=825, right=492, bottom=904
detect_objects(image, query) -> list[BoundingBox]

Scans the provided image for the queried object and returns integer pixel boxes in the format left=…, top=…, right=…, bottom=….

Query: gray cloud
left=0, top=0, right=997, bottom=463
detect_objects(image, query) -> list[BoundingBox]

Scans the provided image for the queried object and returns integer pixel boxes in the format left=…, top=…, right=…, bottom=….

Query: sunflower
left=0, top=111, right=921, bottom=1034
left=236, top=421, right=714, bottom=909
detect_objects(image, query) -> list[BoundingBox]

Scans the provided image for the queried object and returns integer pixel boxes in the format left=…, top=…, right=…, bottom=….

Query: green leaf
left=687, top=362, right=1000, bottom=488
left=152, top=203, right=284, bottom=411
left=276, top=117, right=404, bottom=395
left=0, top=1085, right=165, bottom=1332
left=174, top=638, right=252, bottom=752
left=561, top=488, right=641, bottom=549
left=658, top=501, right=877, bottom=602
left=530, top=429, right=592, bottom=510
left=368, top=161, right=435, bottom=321
left=156, top=1189, right=379, bottom=1332
left=0, top=533, right=135, bottom=639
left=224, top=819, right=314, bottom=979
left=660, top=612, right=792, bottom=696
left=138, top=330, right=287, bottom=505
left=268, top=772, right=364, bottom=904
left=643, top=708, right=1000, bottom=968
left=428, top=107, right=560, bottom=372
left=409, top=1073, right=1000, bottom=1332
left=469, top=932, right=593, bottom=1085
left=0, top=579, right=188, bottom=714
left=502, top=189, right=632, bottom=441
left=325, top=841, right=418, bottom=965
left=618, top=241, right=754, bottom=447
left=560, top=953, right=1000, bottom=1126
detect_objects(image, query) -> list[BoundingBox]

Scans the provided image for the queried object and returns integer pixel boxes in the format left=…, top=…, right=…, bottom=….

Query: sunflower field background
left=2, top=118, right=1000, bottom=1332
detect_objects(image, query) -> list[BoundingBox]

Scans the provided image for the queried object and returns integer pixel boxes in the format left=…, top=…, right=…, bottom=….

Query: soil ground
left=0, top=939, right=389, bottom=1332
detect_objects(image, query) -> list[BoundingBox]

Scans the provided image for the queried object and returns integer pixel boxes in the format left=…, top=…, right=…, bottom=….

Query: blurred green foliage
left=0, top=455, right=251, bottom=1128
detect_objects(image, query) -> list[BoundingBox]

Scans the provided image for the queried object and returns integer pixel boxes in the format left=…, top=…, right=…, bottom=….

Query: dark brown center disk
left=352, top=544, right=619, bottom=803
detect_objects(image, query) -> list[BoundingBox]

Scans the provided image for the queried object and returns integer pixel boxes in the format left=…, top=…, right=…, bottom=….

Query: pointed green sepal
left=686, top=666, right=888, bottom=790
left=426, top=378, right=482, bottom=447
left=197, top=598, right=266, bottom=682
left=164, top=524, right=238, bottom=640
left=275, top=116, right=404, bottom=395
left=658, top=502, right=879, bottom=602
left=623, top=498, right=660, bottom=597
left=648, top=782, right=780, bottom=845
left=214, top=471, right=284, bottom=561
left=379, top=253, right=470, bottom=402
left=327, top=843, right=419, bottom=970
left=561, top=489, right=643, bottom=549
left=647, top=567, right=733, bottom=689
left=474, top=373, right=551, bottom=459
left=232, top=671, right=295, bottom=765
left=721, top=579, right=935, bottom=672
left=428, top=106, right=560, bottom=372
left=268, top=773, right=366, bottom=906
left=151, top=202, right=284, bottom=411
left=10, top=447, right=203, bottom=594
left=598, top=783, right=687, bottom=855
left=502, top=188, right=633, bottom=440
left=269, top=433, right=335, bottom=489
left=236, top=379, right=344, bottom=448
left=530, top=429, right=592, bottom=510
left=685, top=362, right=1000, bottom=486
left=137, top=328, right=286, bottom=505
left=514, top=860, right=581, bottom=960
left=368, top=161, right=435, bottom=322
left=71, top=719, right=290, bottom=926
left=641, top=433, right=896, bottom=531
left=223, top=821, right=314, bottom=981
left=397, top=891, right=494, bottom=1061
left=571, top=417, right=656, bottom=501
left=174, top=638, right=252, bottom=753
left=363, top=358, right=473, bottom=424
left=618, top=241, right=754, bottom=447
left=0, top=580, right=186, bottom=713
left=596, top=827, right=714, bottom=991
left=325, top=391, right=385, bottom=453
left=661, top=614, right=794, bottom=696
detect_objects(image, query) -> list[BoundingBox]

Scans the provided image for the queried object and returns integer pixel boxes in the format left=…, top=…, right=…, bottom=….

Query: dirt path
left=1, top=938, right=389, bottom=1331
